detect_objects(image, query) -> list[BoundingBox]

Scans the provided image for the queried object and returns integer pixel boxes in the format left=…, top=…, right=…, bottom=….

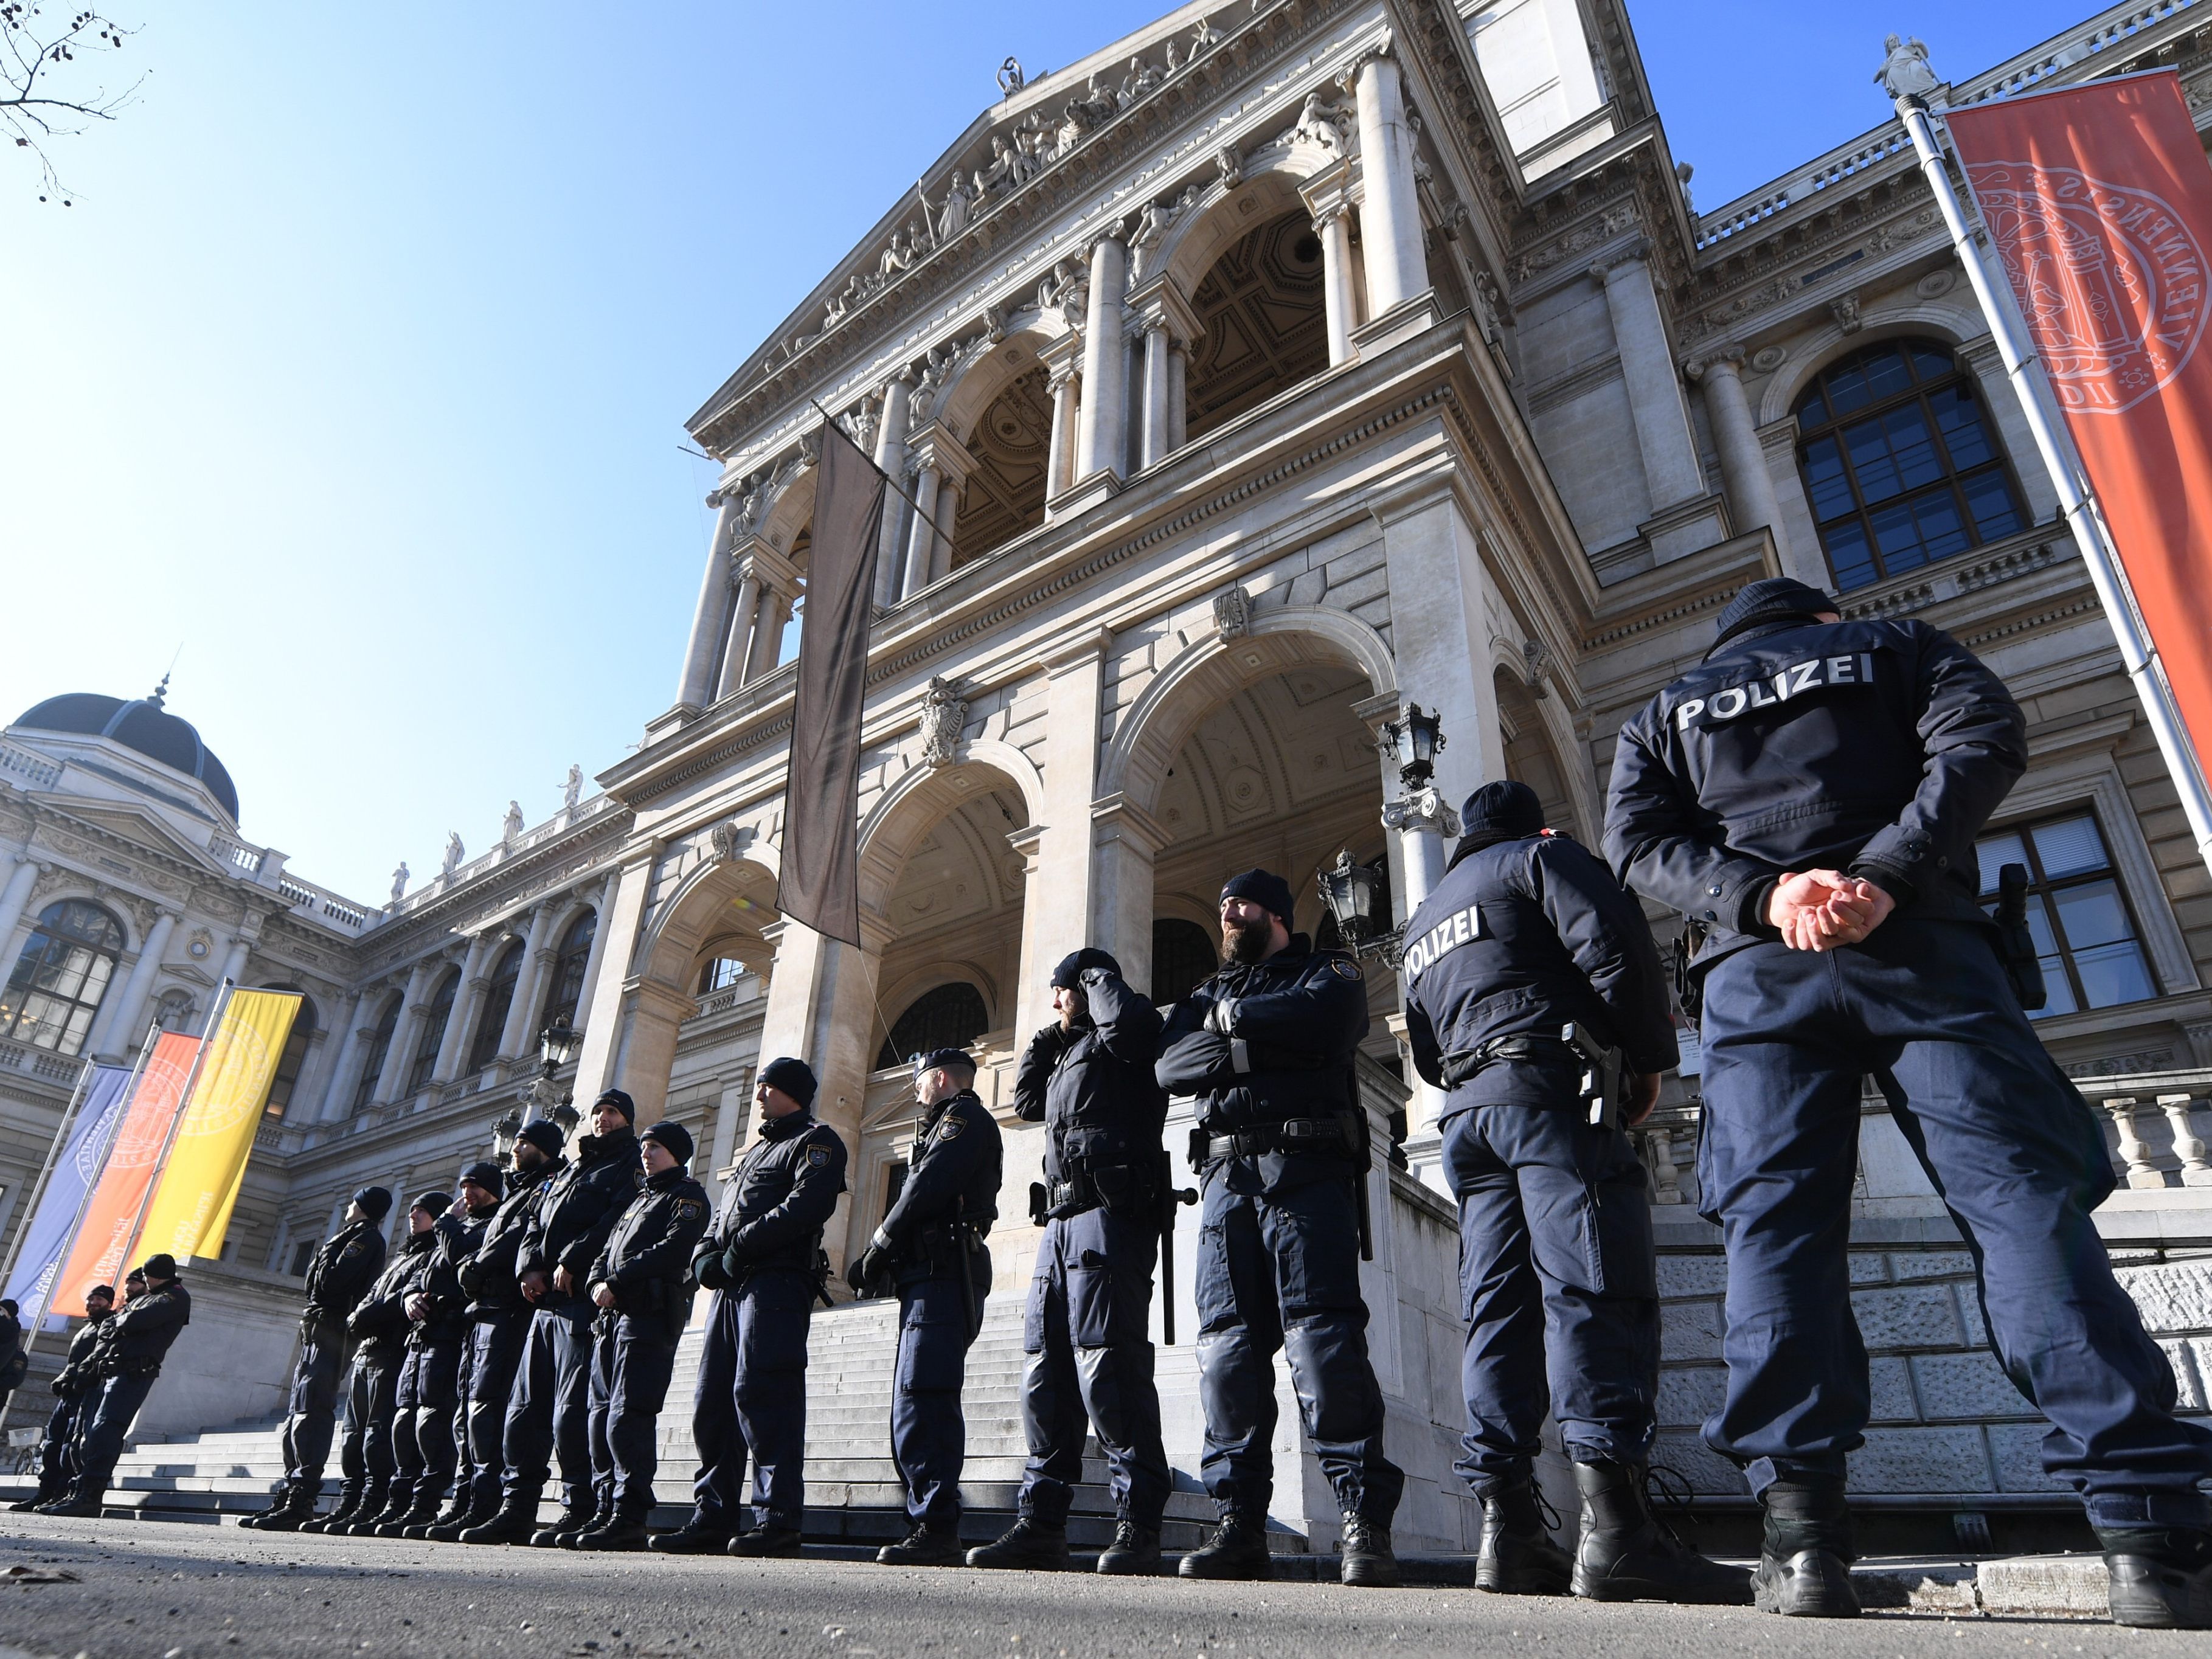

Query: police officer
left=462, top=1089, right=641, bottom=1546
left=10, top=1282, right=114, bottom=1511
left=246, top=1186, right=392, bottom=1531
left=970, top=949, right=1171, bottom=1577
left=1402, top=780, right=1747, bottom=1604
left=566, top=1121, right=710, bottom=1551
left=41, top=1255, right=191, bottom=1516
left=434, top=1121, right=564, bottom=1541
left=847, top=1047, right=1002, bottom=1567
left=313, top=1194, right=445, bottom=1534
left=1606, top=576, right=2212, bottom=1627
left=654, top=1056, right=846, bottom=1558
left=1157, top=869, right=1401, bottom=1587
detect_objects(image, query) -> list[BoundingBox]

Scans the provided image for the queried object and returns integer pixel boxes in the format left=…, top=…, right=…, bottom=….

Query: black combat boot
left=238, top=1486, right=293, bottom=1529
left=339, top=1483, right=391, bottom=1536
left=410, top=1493, right=472, bottom=1542
left=9, top=1491, right=58, bottom=1512
left=1179, top=1514, right=1275, bottom=1581
left=1572, top=1462, right=1752, bottom=1605
left=651, top=1516, right=735, bottom=1554
left=1339, top=1511, right=1401, bottom=1587
left=1477, top=1481, right=1572, bottom=1595
left=299, top=1491, right=361, bottom=1535
left=387, top=1486, right=445, bottom=1539
left=574, top=1514, right=650, bottom=1552
left=727, top=1525, right=803, bottom=1558
left=538, top=1499, right=602, bottom=1548
left=256, top=1488, right=319, bottom=1534
left=875, top=1520, right=965, bottom=1565
left=425, top=1495, right=491, bottom=1543
left=2096, top=1525, right=2212, bottom=1629
left=1753, top=1478, right=1858, bottom=1618
left=39, top=1487, right=103, bottom=1518
left=458, top=1493, right=543, bottom=1545
left=1096, top=1520, right=1162, bottom=1576
left=966, top=1515, right=1070, bottom=1571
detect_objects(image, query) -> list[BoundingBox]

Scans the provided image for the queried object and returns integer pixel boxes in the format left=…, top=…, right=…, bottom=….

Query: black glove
left=694, top=1251, right=729, bottom=1292
left=845, top=1245, right=886, bottom=1294
left=1204, top=997, right=1240, bottom=1036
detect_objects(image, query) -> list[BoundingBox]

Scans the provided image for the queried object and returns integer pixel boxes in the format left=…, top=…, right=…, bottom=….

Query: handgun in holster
left=1564, top=1020, right=1626, bottom=1132
left=1670, top=921, right=1707, bottom=1027
left=1993, top=862, right=2048, bottom=1012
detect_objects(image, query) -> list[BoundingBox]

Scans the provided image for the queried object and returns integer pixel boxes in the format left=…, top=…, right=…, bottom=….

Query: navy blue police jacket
left=1603, top=615, right=2027, bottom=969
left=300, top=1217, right=385, bottom=1327
left=587, top=1164, right=710, bottom=1337
left=1156, top=934, right=1370, bottom=1133
left=52, top=1308, right=113, bottom=1398
left=458, top=1160, right=555, bottom=1319
left=348, top=1230, right=432, bottom=1365
left=519, top=1126, right=643, bottom=1313
left=1014, top=965, right=1169, bottom=1187
left=406, top=1207, right=491, bottom=1347
left=694, top=1110, right=848, bottom=1286
left=1402, top=830, right=1677, bottom=1111
left=878, top=1089, right=1002, bottom=1272
left=92, top=1278, right=190, bottom=1377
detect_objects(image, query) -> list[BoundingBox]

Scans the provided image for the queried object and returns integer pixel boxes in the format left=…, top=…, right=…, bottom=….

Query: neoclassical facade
left=8, top=0, right=2212, bottom=1548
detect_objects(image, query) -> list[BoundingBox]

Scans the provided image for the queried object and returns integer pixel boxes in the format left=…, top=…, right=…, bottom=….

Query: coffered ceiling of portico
left=1156, top=665, right=1375, bottom=845
left=950, top=367, right=1052, bottom=569
left=881, top=787, right=1030, bottom=942
left=1187, top=210, right=1330, bottom=440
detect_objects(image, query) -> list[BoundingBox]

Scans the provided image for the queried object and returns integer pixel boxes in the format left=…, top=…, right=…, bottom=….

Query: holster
left=1671, top=921, right=1707, bottom=1026
left=1194, top=1111, right=1363, bottom=1168
left=1993, top=862, right=2048, bottom=1012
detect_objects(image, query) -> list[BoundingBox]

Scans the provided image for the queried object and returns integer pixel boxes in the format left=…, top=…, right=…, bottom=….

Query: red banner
left=1949, top=74, right=2212, bottom=768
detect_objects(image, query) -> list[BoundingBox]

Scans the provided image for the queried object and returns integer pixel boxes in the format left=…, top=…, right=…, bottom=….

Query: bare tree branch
left=2, top=4, right=144, bottom=203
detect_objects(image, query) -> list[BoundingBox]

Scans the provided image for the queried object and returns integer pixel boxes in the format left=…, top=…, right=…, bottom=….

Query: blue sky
left=3, top=1, right=2093, bottom=903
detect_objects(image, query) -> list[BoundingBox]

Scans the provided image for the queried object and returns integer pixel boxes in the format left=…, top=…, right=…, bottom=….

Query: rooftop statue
left=1875, top=33, right=1941, bottom=102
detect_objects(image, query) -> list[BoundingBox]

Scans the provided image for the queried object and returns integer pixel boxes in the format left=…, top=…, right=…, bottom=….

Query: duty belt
left=1438, top=1033, right=1577, bottom=1089
left=1198, top=1113, right=1361, bottom=1165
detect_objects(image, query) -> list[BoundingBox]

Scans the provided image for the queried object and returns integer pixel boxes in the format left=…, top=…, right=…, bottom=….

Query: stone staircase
left=0, top=1295, right=1260, bottom=1556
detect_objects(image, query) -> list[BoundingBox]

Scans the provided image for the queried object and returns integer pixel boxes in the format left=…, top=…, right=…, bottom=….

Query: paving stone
left=1656, top=1364, right=1725, bottom=1429
left=1910, top=1350, right=2034, bottom=1421
left=1849, top=1283, right=1963, bottom=1349
left=1889, top=1250, right=1975, bottom=1281
left=1655, top=1254, right=1727, bottom=1298
left=1659, top=1299, right=1722, bottom=1362
left=2115, top=1258, right=2212, bottom=1334
left=1987, top=1421, right=2071, bottom=1492
left=1845, top=1426, right=1992, bottom=1493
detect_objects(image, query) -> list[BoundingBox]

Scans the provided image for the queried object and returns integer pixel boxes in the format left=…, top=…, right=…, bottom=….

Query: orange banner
left=1950, top=74, right=2212, bottom=769
left=50, top=1031, right=198, bottom=1316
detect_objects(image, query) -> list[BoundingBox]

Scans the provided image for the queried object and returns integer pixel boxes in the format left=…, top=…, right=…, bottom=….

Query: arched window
left=406, top=971, right=459, bottom=1096
left=1794, top=339, right=2027, bottom=591
left=262, top=989, right=318, bottom=1120
left=351, top=996, right=401, bottom=1114
left=0, top=899, right=126, bottom=1056
left=539, top=912, right=597, bottom=1031
left=698, top=957, right=746, bottom=994
left=468, top=942, right=524, bottom=1073
left=875, top=982, right=989, bottom=1071
left=1151, top=918, right=1218, bottom=1006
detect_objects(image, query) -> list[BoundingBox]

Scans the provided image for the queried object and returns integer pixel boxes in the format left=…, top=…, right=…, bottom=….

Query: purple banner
left=2, top=1062, right=133, bottom=1326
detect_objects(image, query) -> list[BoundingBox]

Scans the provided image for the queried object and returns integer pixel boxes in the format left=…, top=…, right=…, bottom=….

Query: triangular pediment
left=36, top=793, right=240, bottom=878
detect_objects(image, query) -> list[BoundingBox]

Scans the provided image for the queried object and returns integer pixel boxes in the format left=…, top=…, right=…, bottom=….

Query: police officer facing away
left=1606, top=577, right=2212, bottom=1627
left=1402, top=781, right=1747, bottom=1605
left=848, top=1047, right=1003, bottom=1567
left=657, top=1056, right=847, bottom=1559
left=570, top=1120, right=710, bottom=1551
left=10, top=1281, right=113, bottom=1511
left=464, top=1089, right=643, bottom=1546
left=434, top=1121, right=563, bottom=1540
left=1158, top=870, right=1403, bottom=1588
left=41, top=1255, right=191, bottom=1516
left=970, top=948, right=1171, bottom=1577
left=246, top=1185, right=391, bottom=1531
left=314, top=1194, right=445, bottom=1534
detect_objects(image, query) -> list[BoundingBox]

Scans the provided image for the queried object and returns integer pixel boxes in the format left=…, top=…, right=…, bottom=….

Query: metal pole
left=115, top=979, right=235, bottom=1281
left=0, top=1058, right=99, bottom=1296
left=1896, top=93, right=2212, bottom=871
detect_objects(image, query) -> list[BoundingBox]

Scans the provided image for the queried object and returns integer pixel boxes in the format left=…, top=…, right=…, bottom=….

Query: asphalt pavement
left=0, top=1514, right=2190, bottom=1659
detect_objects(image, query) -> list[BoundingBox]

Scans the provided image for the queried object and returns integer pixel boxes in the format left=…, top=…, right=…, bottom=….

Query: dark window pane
left=876, top=983, right=990, bottom=1071
left=1910, top=491, right=1972, bottom=561
left=1826, top=361, right=1873, bottom=414
left=2073, top=938, right=2157, bottom=1008
left=469, top=944, right=525, bottom=1073
left=1910, top=344, right=1957, bottom=381
left=1870, top=500, right=1926, bottom=563
left=1822, top=520, right=1879, bottom=591
left=1929, top=385, right=1995, bottom=468
left=1798, top=389, right=1829, bottom=428
left=2029, top=955, right=2079, bottom=1019
left=1885, top=405, right=1945, bottom=490
left=1960, top=469, right=2023, bottom=539
left=2026, top=898, right=2063, bottom=958
left=1863, top=347, right=1912, bottom=401
left=2030, top=815, right=2108, bottom=879
left=2053, top=879, right=2135, bottom=951
left=1976, top=830, right=2029, bottom=893
left=1802, top=437, right=1856, bottom=520
left=1845, top=418, right=1903, bottom=501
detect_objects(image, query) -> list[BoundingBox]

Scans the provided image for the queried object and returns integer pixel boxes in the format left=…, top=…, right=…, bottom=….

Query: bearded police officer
left=847, top=1047, right=1002, bottom=1567
left=1158, top=870, right=1402, bottom=1587
left=41, top=1255, right=191, bottom=1516
left=435, top=1121, right=564, bottom=1540
left=969, top=949, right=1171, bottom=1576
left=464, top=1089, right=643, bottom=1546
left=11, top=1282, right=113, bottom=1512
left=656, top=1056, right=847, bottom=1559
left=1606, top=577, right=2212, bottom=1627
left=246, top=1186, right=391, bottom=1531
left=313, top=1194, right=445, bottom=1534
left=1402, top=780, right=1747, bottom=1605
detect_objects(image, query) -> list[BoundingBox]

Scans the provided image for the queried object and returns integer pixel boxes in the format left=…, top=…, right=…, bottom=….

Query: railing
left=391, top=792, right=619, bottom=915
left=0, top=739, right=62, bottom=789
left=2075, top=1068, right=2212, bottom=1190
left=207, top=835, right=264, bottom=877
left=275, top=874, right=374, bottom=933
left=0, top=1039, right=83, bottom=1084
left=1694, top=0, right=2206, bottom=250
left=690, top=977, right=763, bottom=1021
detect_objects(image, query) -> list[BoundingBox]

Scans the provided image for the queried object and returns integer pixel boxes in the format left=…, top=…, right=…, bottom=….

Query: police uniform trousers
left=690, top=1269, right=814, bottom=1531
left=69, top=1370, right=159, bottom=1497
left=892, top=1254, right=991, bottom=1525
left=1019, top=1207, right=1170, bottom=1529
left=335, top=1353, right=401, bottom=1514
left=388, top=1338, right=463, bottom=1512
left=1700, top=916, right=2212, bottom=1528
left=586, top=1311, right=679, bottom=1519
left=459, top=1310, right=530, bottom=1514
left=1194, top=1160, right=1403, bottom=1523
left=35, top=1390, right=91, bottom=1499
left=277, top=1315, right=349, bottom=1498
left=501, top=1302, right=595, bottom=1509
left=1441, top=1090, right=1659, bottom=1495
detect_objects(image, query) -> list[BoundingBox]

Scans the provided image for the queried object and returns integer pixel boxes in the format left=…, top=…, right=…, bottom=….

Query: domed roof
left=13, top=681, right=240, bottom=823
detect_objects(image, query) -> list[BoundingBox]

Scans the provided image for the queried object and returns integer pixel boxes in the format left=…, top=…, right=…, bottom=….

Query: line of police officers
left=189, top=580, right=2212, bottom=1627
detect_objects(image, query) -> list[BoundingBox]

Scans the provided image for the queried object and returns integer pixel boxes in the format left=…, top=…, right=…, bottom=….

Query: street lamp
left=1317, top=850, right=1392, bottom=954
left=1379, top=702, right=1444, bottom=792
left=532, top=1015, right=583, bottom=1134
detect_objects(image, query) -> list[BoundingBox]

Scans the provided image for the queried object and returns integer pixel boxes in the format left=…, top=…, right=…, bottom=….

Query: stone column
left=900, top=426, right=974, bottom=595
left=1688, top=349, right=1791, bottom=561
left=674, top=495, right=743, bottom=710
left=494, top=906, right=561, bottom=1064
left=1167, top=341, right=1188, bottom=451
left=1318, top=204, right=1357, bottom=364
left=0, top=856, right=43, bottom=966
left=716, top=558, right=762, bottom=700
left=926, top=476, right=960, bottom=586
left=312, top=991, right=366, bottom=1122
left=429, top=933, right=494, bottom=1083
left=217, top=931, right=254, bottom=989
left=1139, top=322, right=1170, bottom=469
left=709, top=1070, right=751, bottom=1192
left=1129, top=278, right=1198, bottom=470
left=570, top=874, right=619, bottom=1038
left=610, top=980, right=693, bottom=1127
left=1008, top=632, right=1111, bottom=1041
left=901, top=459, right=943, bottom=597
left=1353, top=48, right=1427, bottom=316
left=1075, top=229, right=1131, bottom=482
left=1373, top=483, right=1506, bottom=815
left=573, top=851, right=658, bottom=1104
left=739, top=581, right=783, bottom=683
left=1593, top=248, right=1705, bottom=511
left=1041, top=334, right=1083, bottom=507
left=91, top=909, right=175, bottom=1061
left=371, top=960, right=438, bottom=1107
left=872, top=372, right=915, bottom=609
left=1089, top=796, right=1168, bottom=1000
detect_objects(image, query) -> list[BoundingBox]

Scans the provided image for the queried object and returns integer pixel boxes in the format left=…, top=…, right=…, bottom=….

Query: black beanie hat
left=593, top=1088, right=637, bottom=1123
left=412, top=1189, right=451, bottom=1218
left=1458, top=780, right=1545, bottom=843
left=1050, top=947, right=1120, bottom=989
left=1220, top=868, right=1295, bottom=926
left=353, top=1185, right=394, bottom=1222
left=459, top=1160, right=505, bottom=1198
left=641, top=1120, right=695, bottom=1165
left=915, top=1046, right=977, bottom=1080
left=516, top=1119, right=566, bottom=1158
left=139, top=1253, right=178, bottom=1279
left=1711, top=577, right=1836, bottom=651
left=759, top=1056, right=817, bottom=1107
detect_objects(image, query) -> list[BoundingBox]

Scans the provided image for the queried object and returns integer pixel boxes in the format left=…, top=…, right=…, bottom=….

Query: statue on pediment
left=441, top=833, right=464, bottom=878
left=997, top=56, right=1025, bottom=95
left=975, top=135, right=1019, bottom=202
left=562, top=764, right=583, bottom=811
left=1875, top=33, right=1940, bottom=102
left=502, top=800, right=524, bottom=846
left=389, top=862, right=410, bottom=904
left=935, top=168, right=977, bottom=239
left=1121, top=54, right=1163, bottom=103
left=1190, top=16, right=1222, bottom=54
left=1294, top=89, right=1353, bottom=152
left=1037, top=255, right=1088, bottom=317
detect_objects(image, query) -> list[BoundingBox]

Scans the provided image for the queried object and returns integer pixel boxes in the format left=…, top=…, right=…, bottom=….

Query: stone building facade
left=7, top=0, right=2212, bottom=1550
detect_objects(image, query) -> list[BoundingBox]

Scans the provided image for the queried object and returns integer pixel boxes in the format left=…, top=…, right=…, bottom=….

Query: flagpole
left=810, top=400, right=936, bottom=525
left=0, top=1057, right=97, bottom=1297
left=115, top=978, right=234, bottom=1281
left=1895, top=89, right=2212, bottom=871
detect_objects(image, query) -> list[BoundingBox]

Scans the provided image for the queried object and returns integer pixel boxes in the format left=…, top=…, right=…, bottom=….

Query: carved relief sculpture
left=919, top=676, right=968, bottom=768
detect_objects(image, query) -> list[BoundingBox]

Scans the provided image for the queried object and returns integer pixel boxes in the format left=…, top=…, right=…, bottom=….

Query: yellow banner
left=134, top=989, right=300, bottom=1263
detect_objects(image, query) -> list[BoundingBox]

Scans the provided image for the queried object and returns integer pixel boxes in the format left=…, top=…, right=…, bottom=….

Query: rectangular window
left=1977, top=812, right=2158, bottom=1019
left=289, top=1241, right=315, bottom=1278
